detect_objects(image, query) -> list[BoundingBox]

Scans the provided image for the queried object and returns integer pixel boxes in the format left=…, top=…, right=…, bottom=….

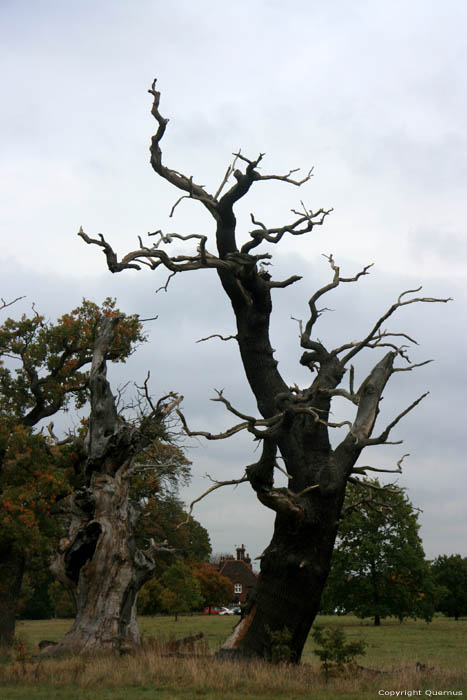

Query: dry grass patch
left=1, top=641, right=466, bottom=699
left=2, top=616, right=466, bottom=698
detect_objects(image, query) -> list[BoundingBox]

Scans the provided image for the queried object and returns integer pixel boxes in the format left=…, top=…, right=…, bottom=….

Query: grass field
left=1, top=614, right=466, bottom=699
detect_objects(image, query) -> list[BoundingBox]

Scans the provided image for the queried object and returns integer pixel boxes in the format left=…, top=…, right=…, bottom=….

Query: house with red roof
left=216, top=544, right=257, bottom=605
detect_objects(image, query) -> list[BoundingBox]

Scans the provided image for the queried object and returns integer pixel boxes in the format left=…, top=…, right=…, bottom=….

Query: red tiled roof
left=219, top=560, right=257, bottom=587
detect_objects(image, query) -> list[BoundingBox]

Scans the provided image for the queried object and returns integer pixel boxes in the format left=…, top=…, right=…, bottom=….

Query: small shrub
left=11, top=636, right=34, bottom=674
left=266, top=625, right=292, bottom=663
left=311, top=624, right=367, bottom=678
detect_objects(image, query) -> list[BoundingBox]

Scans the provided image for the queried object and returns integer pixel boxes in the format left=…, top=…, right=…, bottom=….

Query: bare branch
left=115, top=381, right=132, bottom=411
left=291, top=315, right=304, bottom=338
left=241, top=206, right=332, bottom=255
left=136, top=371, right=157, bottom=414
left=352, top=453, right=409, bottom=475
left=176, top=408, right=257, bottom=441
left=363, top=393, right=429, bottom=446
left=146, top=538, right=175, bottom=556
left=156, top=271, right=177, bottom=293
left=393, top=360, right=433, bottom=373
left=78, top=227, right=233, bottom=276
left=157, top=392, right=183, bottom=417
left=301, top=255, right=373, bottom=351
left=319, top=387, right=359, bottom=406
left=169, top=190, right=217, bottom=217
left=46, top=422, right=74, bottom=446
left=257, top=167, right=314, bottom=186
left=396, top=453, right=409, bottom=471
left=292, top=405, right=354, bottom=430
left=268, top=275, right=302, bottom=289
left=232, top=151, right=264, bottom=166
left=78, top=228, right=141, bottom=272
left=148, top=79, right=218, bottom=218
left=295, top=483, right=319, bottom=498
left=196, top=333, right=238, bottom=344
left=135, top=371, right=182, bottom=418
left=275, top=461, right=293, bottom=479
left=340, top=289, right=452, bottom=365
left=179, top=473, right=249, bottom=524
left=211, top=389, right=284, bottom=435
left=210, top=389, right=258, bottom=423
left=176, top=390, right=285, bottom=441
left=214, top=153, right=240, bottom=200
left=333, top=330, right=419, bottom=356
left=1, top=295, right=25, bottom=310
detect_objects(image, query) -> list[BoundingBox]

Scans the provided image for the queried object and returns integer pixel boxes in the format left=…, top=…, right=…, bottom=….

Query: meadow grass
left=1, top=614, right=466, bottom=699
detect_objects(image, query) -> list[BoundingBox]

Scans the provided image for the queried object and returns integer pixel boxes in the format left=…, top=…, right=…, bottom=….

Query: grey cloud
left=1, top=0, right=465, bottom=560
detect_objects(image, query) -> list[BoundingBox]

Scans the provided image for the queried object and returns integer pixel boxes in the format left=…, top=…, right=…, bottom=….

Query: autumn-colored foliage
left=194, top=562, right=234, bottom=610
left=0, top=297, right=144, bottom=424
left=0, top=424, right=68, bottom=554
left=0, top=298, right=144, bottom=554
left=0, top=298, right=145, bottom=645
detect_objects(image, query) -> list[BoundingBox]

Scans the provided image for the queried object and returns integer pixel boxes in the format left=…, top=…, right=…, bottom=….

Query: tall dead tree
left=50, top=316, right=180, bottom=654
left=79, top=81, right=450, bottom=662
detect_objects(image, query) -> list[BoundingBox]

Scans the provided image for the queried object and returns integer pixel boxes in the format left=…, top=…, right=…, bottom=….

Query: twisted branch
left=340, top=288, right=452, bottom=365
left=301, top=254, right=373, bottom=352
left=241, top=205, right=332, bottom=254
left=179, top=473, right=249, bottom=525
left=176, top=391, right=285, bottom=440
left=352, top=453, right=409, bottom=476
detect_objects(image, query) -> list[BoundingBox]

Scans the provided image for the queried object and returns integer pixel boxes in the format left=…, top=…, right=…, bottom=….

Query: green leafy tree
left=159, top=561, right=203, bottom=620
left=18, top=550, right=58, bottom=620
left=431, top=554, right=467, bottom=621
left=0, top=298, right=143, bottom=646
left=194, top=562, right=233, bottom=612
left=0, top=423, right=72, bottom=643
left=137, top=577, right=165, bottom=616
left=137, top=501, right=211, bottom=616
left=0, top=297, right=143, bottom=426
left=132, top=442, right=211, bottom=574
left=321, top=479, right=435, bottom=625
left=133, top=442, right=211, bottom=617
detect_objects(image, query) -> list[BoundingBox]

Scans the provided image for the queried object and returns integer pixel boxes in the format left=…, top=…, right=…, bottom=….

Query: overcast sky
left=1, top=0, right=466, bottom=563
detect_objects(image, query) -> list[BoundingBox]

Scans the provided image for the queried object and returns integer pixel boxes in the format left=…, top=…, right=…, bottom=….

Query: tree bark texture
left=50, top=470, right=155, bottom=653
left=214, top=214, right=393, bottom=661
left=48, top=317, right=162, bottom=654
left=0, top=544, right=25, bottom=647
left=220, top=496, right=344, bottom=662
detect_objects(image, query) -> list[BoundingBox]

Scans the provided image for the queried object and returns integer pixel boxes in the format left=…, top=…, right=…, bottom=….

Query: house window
left=234, top=583, right=242, bottom=594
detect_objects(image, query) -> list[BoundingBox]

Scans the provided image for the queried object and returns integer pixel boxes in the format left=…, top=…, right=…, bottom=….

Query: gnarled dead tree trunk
left=79, top=82, right=450, bottom=662
left=49, top=316, right=179, bottom=654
